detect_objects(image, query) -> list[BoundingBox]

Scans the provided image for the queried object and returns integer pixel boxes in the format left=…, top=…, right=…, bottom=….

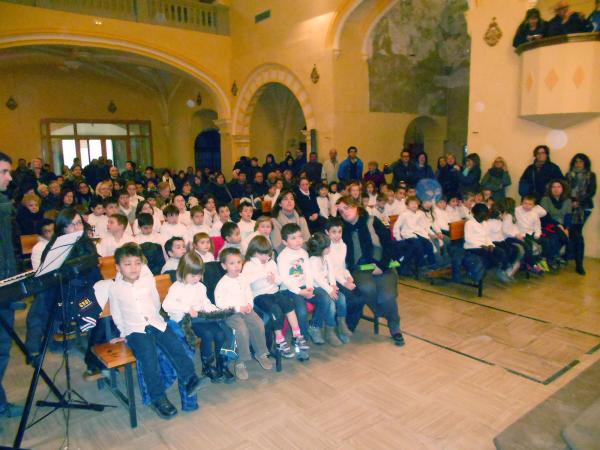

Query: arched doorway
left=194, top=130, right=221, bottom=172
left=403, top=116, right=446, bottom=163
left=249, top=83, right=306, bottom=163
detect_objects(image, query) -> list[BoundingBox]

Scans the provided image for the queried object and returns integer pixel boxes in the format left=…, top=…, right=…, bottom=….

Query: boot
left=336, top=320, right=352, bottom=344
left=324, top=326, right=343, bottom=347
left=575, top=235, right=586, bottom=276
left=201, top=354, right=222, bottom=383
left=216, top=355, right=235, bottom=384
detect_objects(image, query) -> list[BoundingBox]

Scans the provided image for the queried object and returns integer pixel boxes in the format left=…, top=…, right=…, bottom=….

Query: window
left=41, top=120, right=152, bottom=174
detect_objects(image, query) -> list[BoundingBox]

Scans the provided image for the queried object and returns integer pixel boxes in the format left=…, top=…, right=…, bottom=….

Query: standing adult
left=269, top=189, right=311, bottom=253
left=457, top=153, right=482, bottom=194
left=519, top=145, right=563, bottom=201
left=481, top=157, right=512, bottom=201
left=336, top=196, right=405, bottom=346
left=512, top=8, right=547, bottom=48
left=301, top=152, right=323, bottom=185
left=262, top=154, right=279, bottom=178
left=414, top=152, right=435, bottom=182
left=321, top=148, right=340, bottom=184
left=384, top=149, right=417, bottom=188
left=0, top=151, right=23, bottom=417
left=566, top=153, right=596, bottom=275
left=337, top=146, right=364, bottom=183
left=437, top=153, right=461, bottom=197
left=30, top=157, right=56, bottom=186
left=547, top=0, right=592, bottom=36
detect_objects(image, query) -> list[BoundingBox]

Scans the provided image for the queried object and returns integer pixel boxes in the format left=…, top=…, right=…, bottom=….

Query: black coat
left=16, top=205, right=44, bottom=235
left=519, top=161, right=563, bottom=200
left=294, top=188, right=320, bottom=219
left=385, top=161, right=418, bottom=188
left=513, top=22, right=547, bottom=47
left=341, top=213, right=395, bottom=272
left=547, top=13, right=592, bottom=36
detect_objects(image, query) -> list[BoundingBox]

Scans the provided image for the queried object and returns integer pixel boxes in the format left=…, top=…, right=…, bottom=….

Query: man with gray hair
left=321, top=148, right=340, bottom=184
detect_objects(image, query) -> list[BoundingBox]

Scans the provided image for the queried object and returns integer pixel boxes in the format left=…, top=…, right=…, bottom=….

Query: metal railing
left=1, top=0, right=230, bottom=35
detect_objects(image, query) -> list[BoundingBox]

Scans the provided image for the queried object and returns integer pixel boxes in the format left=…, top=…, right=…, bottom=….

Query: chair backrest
left=262, top=200, right=272, bottom=214
left=140, top=242, right=166, bottom=275
left=100, top=301, right=111, bottom=318
left=203, top=261, right=226, bottom=304
left=20, top=234, right=39, bottom=255
left=99, top=256, right=117, bottom=280
left=210, top=236, right=225, bottom=258
left=449, top=220, right=466, bottom=241
left=155, top=274, right=172, bottom=302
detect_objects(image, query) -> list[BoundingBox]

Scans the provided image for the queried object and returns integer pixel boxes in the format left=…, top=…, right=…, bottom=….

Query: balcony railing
left=1, top=0, right=230, bottom=35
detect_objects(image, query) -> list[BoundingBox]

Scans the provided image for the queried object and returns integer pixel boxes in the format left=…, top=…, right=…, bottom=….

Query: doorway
left=194, top=129, right=221, bottom=172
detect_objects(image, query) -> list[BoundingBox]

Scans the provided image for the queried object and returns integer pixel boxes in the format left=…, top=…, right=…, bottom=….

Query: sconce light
left=107, top=100, right=117, bottom=113
left=6, top=97, right=17, bottom=110
left=231, top=81, right=238, bottom=96
left=196, top=93, right=202, bottom=106
left=311, top=65, right=320, bottom=84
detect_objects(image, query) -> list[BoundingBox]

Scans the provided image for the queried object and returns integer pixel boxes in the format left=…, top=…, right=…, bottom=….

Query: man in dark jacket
left=301, top=152, right=323, bottom=185
left=547, top=1, right=592, bottom=36
left=0, top=151, right=23, bottom=417
left=384, top=150, right=418, bottom=188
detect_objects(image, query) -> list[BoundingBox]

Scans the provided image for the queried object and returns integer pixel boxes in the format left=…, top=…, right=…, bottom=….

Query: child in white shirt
left=203, top=195, right=217, bottom=229
left=133, top=201, right=161, bottom=235
left=328, top=182, right=341, bottom=217
left=236, top=202, right=256, bottom=241
left=515, top=196, right=543, bottom=239
left=393, top=196, right=436, bottom=269
left=185, top=206, right=210, bottom=245
left=135, top=213, right=167, bottom=256
left=162, top=236, right=186, bottom=274
left=104, top=243, right=203, bottom=419
left=263, top=184, right=279, bottom=210
left=214, top=248, right=272, bottom=380
left=384, top=190, right=405, bottom=217
left=446, top=195, right=464, bottom=223
left=117, top=191, right=135, bottom=224
left=191, top=232, right=215, bottom=263
left=276, top=223, right=332, bottom=345
left=209, top=204, right=231, bottom=237
left=219, top=222, right=242, bottom=255
left=316, top=184, right=331, bottom=219
left=433, top=197, right=451, bottom=234
left=87, top=198, right=108, bottom=238
left=242, top=235, right=309, bottom=360
left=172, top=195, right=191, bottom=227
left=160, top=205, right=187, bottom=242
left=241, top=216, right=273, bottom=255
left=365, top=181, right=378, bottom=207
left=370, top=193, right=390, bottom=226
left=307, top=232, right=351, bottom=346
left=31, top=219, right=54, bottom=271
left=162, top=252, right=235, bottom=383
left=96, top=213, right=136, bottom=257
left=485, top=205, right=523, bottom=277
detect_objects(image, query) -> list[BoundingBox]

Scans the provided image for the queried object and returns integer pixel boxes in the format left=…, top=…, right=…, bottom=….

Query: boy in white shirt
left=383, top=189, right=405, bottom=217
left=236, top=202, right=256, bottom=241
left=126, top=181, right=144, bottom=210
left=433, top=197, right=451, bottom=234
left=316, top=184, right=331, bottom=219
left=276, top=223, right=331, bottom=345
left=160, top=205, right=187, bottom=242
left=214, top=248, right=272, bottom=380
left=96, top=214, right=136, bottom=257
left=135, top=213, right=167, bottom=257
left=161, top=236, right=186, bottom=274
left=202, top=195, right=217, bottom=229
left=369, top=193, right=390, bottom=226
left=464, top=203, right=510, bottom=282
left=209, top=204, right=231, bottom=237
left=219, top=222, right=243, bottom=256
left=87, top=198, right=108, bottom=239
left=515, top=195, right=543, bottom=239
left=446, top=195, right=464, bottom=223
left=185, top=205, right=210, bottom=245
left=393, top=196, right=436, bottom=269
left=104, top=243, right=203, bottom=419
left=117, top=190, right=135, bottom=224
left=31, top=219, right=54, bottom=271
left=328, top=182, right=341, bottom=217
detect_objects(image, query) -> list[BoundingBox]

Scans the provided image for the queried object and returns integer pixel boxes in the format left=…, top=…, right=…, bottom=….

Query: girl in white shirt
left=191, top=232, right=215, bottom=263
left=162, top=252, right=234, bottom=383
left=242, top=236, right=309, bottom=360
left=485, top=205, right=523, bottom=277
left=393, top=196, right=436, bottom=269
left=498, top=197, right=541, bottom=274
left=316, top=184, right=331, bottom=219
left=241, top=216, right=273, bottom=255
left=307, top=233, right=350, bottom=346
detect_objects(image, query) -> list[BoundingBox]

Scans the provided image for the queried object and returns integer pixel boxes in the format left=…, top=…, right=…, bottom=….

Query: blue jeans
left=126, top=324, right=196, bottom=402
left=284, top=287, right=333, bottom=335
left=0, top=308, right=14, bottom=407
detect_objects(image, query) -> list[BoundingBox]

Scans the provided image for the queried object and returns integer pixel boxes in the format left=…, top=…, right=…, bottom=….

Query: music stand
left=11, top=232, right=112, bottom=449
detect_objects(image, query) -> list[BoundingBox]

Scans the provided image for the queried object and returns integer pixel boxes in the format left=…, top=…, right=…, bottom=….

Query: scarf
left=550, top=195, right=564, bottom=210
left=489, top=167, right=504, bottom=178
left=568, top=169, right=590, bottom=200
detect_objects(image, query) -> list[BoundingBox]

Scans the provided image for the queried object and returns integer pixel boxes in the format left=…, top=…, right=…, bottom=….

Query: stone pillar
left=215, top=119, right=234, bottom=174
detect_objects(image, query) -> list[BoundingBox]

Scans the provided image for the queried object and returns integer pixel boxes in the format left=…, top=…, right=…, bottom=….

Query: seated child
left=384, top=189, right=405, bottom=217
left=498, top=197, right=541, bottom=273
left=209, top=204, right=231, bottom=237
left=214, top=248, right=273, bottom=380
left=192, top=232, right=215, bottom=263
left=133, top=201, right=161, bottom=235
left=485, top=204, right=523, bottom=278
left=242, top=235, right=309, bottom=360
left=172, top=195, right=192, bottom=227
left=162, top=236, right=186, bottom=274
left=393, top=196, right=436, bottom=269
left=446, top=194, right=464, bottom=223
left=160, top=205, right=187, bottom=242
left=328, top=181, right=341, bottom=216
left=316, top=183, right=331, bottom=219
left=433, top=196, right=451, bottom=234
left=464, top=203, right=510, bottom=283
left=202, top=195, right=217, bottom=229
left=370, top=193, right=390, bottom=226
left=87, top=198, right=108, bottom=239
left=263, top=184, right=280, bottom=209
left=236, top=202, right=256, bottom=241
left=162, top=252, right=234, bottom=383
left=241, top=216, right=273, bottom=255
left=96, top=213, right=136, bottom=257
left=126, top=180, right=144, bottom=210
left=460, top=192, right=476, bottom=220
left=365, top=181, right=378, bottom=207
left=107, top=243, right=204, bottom=419
left=219, top=222, right=242, bottom=255
left=185, top=205, right=210, bottom=245
left=323, top=218, right=366, bottom=332
left=117, top=190, right=135, bottom=224
left=307, top=233, right=350, bottom=346
left=276, top=223, right=333, bottom=345
left=135, top=213, right=166, bottom=248
left=515, top=195, right=549, bottom=271
left=31, top=219, right=54, bottom=271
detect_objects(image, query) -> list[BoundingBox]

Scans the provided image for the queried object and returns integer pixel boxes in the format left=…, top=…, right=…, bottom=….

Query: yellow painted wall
left=467, top=0, right=599, bottom=257
left=0, top=65, right=169, bottom=169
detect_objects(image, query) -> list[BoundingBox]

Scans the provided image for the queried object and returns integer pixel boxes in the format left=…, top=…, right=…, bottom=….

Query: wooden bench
left=20, top=234, right=39, bottom=255
left=92, top=267, right=172, bottom=429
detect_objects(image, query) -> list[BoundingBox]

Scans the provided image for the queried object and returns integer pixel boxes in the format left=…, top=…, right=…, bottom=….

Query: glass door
left=109, top=139, right=129, bottom=172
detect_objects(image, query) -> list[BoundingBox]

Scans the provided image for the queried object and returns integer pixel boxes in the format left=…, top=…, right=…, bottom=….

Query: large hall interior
left=0, top=0, right=599, bottom=449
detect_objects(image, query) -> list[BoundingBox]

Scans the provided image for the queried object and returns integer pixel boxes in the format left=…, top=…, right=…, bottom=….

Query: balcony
left=517, top=32, right=600, bottom=128
left=1, top=0, right=229, bottom=35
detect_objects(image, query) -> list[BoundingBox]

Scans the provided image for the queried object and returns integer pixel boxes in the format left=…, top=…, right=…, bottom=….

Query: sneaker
left=539, top=259, right=550, bottom=272
left=0, top=403, right=23, bottom=418
left=255, top=354, right=273, bottom=370
left=391, top=332, right=405, bottom=347
left=307, top=325, right=325, bottom=345
left=277, top=341, right=295, bottom=359
left=235, top=362, right=248, bottom=380
left=293, top=335, right=310, bottom=350
left=496, top=269, right=510, bottom=284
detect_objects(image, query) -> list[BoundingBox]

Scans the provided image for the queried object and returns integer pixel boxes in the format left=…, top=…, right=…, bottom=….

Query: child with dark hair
left=209, top=204, right=231, bottom=237
left=237, top=201, right=256, bottom=240
left=106, top=243, right=204, bottom=419
left=87, top=197, right=108, bottom=238
left=117, top=189, right=135, bottom=224
left=219, top=222, right=242, bottom=255
left=160, top=204, right=187, bottom=241
left=485, top=204, right=523, bottom=278
left=96, top=213, right=135, bottom=257
left=215, top=248, right=272, bottom=380
left=162, top=236, right=186, bottom=273
left=464, top=203, right=510, bottom=283
left=316, top=183, right=331, bottom=219
left=135, top=213, right=166, bottom=249
left=242, top=235, right=309, bottom=360
left=185, top=205, right=210, bottom=245
left=31, top=219, right=54, bottom=271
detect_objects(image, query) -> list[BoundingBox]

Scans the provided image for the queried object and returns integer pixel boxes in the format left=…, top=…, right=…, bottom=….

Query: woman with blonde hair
left=95, top=180, right=112, bottom=199
left=481, top=156, right=512, bottom=201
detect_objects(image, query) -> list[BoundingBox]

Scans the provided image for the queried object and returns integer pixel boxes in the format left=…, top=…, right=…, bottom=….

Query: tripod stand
left=9, top=259, right=113, bottom=450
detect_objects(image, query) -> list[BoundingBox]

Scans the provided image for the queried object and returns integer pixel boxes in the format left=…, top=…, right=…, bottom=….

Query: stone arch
left=360, top=0, right=399, bottom=59
left=0, top=32, right=231, bottom=118
left=231, top=64, right=316, bottom=154
left=404, top=116, right=447, bottom=163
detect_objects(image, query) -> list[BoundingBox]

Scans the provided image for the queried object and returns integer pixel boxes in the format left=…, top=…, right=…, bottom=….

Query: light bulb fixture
left=6, top=96, right=17, bottom=110
left=186, top=99, right=196, bottom=108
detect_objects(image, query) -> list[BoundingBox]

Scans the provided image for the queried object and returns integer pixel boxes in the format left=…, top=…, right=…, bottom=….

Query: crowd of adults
left=513, top=0, right=600, bottom=48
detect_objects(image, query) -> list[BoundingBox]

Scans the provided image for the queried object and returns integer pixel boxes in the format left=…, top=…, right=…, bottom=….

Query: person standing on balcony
left=547, top=1, right=592, bottom=36
left=512, top=8, right=547, bottom=48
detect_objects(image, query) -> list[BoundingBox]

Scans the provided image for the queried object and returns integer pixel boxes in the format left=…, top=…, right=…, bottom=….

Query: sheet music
left=36, top=231, right=83, bottom=277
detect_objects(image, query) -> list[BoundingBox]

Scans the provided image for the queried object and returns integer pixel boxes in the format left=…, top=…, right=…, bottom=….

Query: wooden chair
left=20, top=234, right=39, bottom=255
left=449, top=220, right=466, bottom=241
left=99, top=256, right=117, bottom=280
left=261, top=200, right=272, bottom=214
left=155, top=274, right=172, bottom=301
